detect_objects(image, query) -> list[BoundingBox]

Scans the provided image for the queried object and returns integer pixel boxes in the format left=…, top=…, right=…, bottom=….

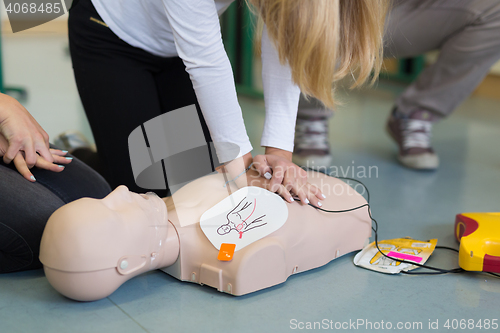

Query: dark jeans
left=0, top=149, right=111, bottom=273
left=68, top=0, right=211, bottom=197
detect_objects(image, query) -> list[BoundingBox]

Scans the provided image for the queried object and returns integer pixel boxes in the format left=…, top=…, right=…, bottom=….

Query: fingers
left=262, top=155, right=299, bottom=194
left=49, top=148, right=72, bottom=165
left=265, top=166, right=309, bottom=205
left=10, top=149, right=70, bottom=182
left=293, top=189, right=308, bottom=205
left=34, top=155, right=66, bottom=172
left=22, top=140, right=37, bottom=168
left=35, top=150, right=72, bottom=170
left=3, top=138, right=22, bottom=164
left=309, top=183, right=326, bottom=201
left=25, top=110, right=49, bottom=147
left=35, top=142, right=54, bottom=164
left=268, top=163, right=285, bottom=193
left=29, top=125, right=53, bottom=162
left=29, top=114, right=51, bottom=152
left=304, top=183, right=324, bottom=207
left=253, top=153, right=327, bottom=207
left=3, top=134, right=54, bottom=165
left=13, top=153, right=35, bottom=182
left=281, top=167, right=326, bottom=207
left=282, top=166, right=309, bottom=205
left=252, top=155, right=273, bottom=180
left=0, top=97, right=53, bottom=163
left=40, top=127, right=50, bottom=149
left=49, top=148, right=69, bottom=156
left=51, top=153, right=73, bottom=165
left=275, top=183, right=294, bottom=203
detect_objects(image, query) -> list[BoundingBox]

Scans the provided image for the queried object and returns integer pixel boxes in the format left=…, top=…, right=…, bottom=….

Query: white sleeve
left=162, top=0, right=252, bottom=163
left=260, top=26, right=301, bottom=152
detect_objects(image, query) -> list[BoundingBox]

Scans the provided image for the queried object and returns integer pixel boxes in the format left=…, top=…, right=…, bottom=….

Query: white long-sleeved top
left=91, top=0, right=300, bottom=163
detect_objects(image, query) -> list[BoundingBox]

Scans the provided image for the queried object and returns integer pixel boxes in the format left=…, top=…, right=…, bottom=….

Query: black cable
left=371, top=208, right=464, bottom=275
left=337, top=177, right=371, bottom=204
left=435, top=243, right=500, bottom=277
left=435, top=245, right=459, bottom=252
left=302, top=170, right=464, bottom=275
left=304, top=168, right=500, bottom=277
left=302, top=199, right=462, bottom=274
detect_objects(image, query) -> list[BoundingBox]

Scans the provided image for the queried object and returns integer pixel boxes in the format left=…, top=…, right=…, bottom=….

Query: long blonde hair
left=248, top=0, right=390, bottom=109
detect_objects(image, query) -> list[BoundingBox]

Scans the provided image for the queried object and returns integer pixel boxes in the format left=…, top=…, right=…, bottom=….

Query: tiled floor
left=1, top=76, right=500, bottom=332
left=2, top=22, right=500, bottom=332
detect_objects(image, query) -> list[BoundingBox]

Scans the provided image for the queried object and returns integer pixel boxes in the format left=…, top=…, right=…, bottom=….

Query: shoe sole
left=398, top=153, right=439, bottom=170
left=292, top=154, right=332, bottom=169
left=385, top=123, right=439, bottom=170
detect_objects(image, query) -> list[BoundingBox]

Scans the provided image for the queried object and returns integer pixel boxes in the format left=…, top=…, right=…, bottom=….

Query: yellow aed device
left=455, top=213, right=500, bottom=273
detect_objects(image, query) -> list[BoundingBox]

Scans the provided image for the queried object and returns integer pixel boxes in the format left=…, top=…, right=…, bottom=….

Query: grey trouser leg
left=386, top=0, right=500, bottom=119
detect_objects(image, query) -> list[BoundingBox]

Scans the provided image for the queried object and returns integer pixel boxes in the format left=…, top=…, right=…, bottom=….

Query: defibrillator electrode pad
left=200, top=186, right=288, bottom=251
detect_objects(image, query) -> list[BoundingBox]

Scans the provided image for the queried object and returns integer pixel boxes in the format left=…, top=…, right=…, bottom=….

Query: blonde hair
left=248, top=0, right=390, bottom=109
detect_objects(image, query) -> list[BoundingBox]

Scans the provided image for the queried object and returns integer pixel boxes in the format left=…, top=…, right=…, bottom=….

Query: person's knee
left=0, top=222, right=34, bottom=273
left=0, top=166, right=65, bottom=273
left=0, top=199, right=61, bottom=273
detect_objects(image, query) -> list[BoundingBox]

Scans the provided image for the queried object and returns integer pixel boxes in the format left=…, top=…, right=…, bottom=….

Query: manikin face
left=40, top=186, right=169, bottom=274
left=100, top=185, right=167, bottom=229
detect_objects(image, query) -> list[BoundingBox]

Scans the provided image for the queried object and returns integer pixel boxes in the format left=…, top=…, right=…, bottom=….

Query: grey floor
left=2, top=25, right=500, bottom=332
left=1, top=77, right=500, bottom=332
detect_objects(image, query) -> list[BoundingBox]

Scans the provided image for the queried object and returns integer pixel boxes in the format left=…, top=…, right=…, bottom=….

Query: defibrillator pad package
left=353, top=237, right=437, bottom=274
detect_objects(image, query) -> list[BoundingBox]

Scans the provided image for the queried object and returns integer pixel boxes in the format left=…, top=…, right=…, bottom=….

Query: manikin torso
left=40, top=171, right=371, bottom=301
left=163, top=171, right=371, bottom=295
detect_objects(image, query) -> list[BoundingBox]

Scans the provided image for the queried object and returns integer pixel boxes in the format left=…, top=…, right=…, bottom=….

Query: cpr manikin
left=40, top=171, right=371, bottom=301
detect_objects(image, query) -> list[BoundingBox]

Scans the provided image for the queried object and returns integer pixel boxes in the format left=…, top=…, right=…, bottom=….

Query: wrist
left=222, top=152, right=253, bottom=177
left=225, top=162, right=254, bottom=188
left=224, top=152, right=253, bottom=168
left=264, top=147, right=292, bottom=161
left=220, top=152, right=253, bottom=189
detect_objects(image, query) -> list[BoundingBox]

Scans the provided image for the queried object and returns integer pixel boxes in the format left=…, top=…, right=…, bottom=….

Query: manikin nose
left=101, top=185, right=133, bottom=209
left=105, top=185, right=130, bottom=199
left=115, top=185, right=130, bottom=193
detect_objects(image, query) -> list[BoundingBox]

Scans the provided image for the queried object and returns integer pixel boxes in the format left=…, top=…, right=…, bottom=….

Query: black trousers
left=68, top=0, right=211, bottom=197
left=0, top=148, right=111, bottom=273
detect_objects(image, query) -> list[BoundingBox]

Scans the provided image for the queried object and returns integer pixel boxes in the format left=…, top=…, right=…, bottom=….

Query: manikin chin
left=39, top=171, right=371, bottom=301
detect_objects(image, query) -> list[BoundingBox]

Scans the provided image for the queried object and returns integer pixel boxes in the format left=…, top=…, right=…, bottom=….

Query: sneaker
left=292, top=116, right=332, bottom=168
left=53, top=130, right=96, bottom=153
left=386, top=107, right=439, bottom=170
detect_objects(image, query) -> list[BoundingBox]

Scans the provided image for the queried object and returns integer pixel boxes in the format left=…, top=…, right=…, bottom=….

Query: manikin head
left=39, top=186, right=179, bottom=301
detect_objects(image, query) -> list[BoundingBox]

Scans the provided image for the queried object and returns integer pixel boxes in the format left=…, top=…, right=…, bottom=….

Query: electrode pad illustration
left=200, top=186, right=288, bottom=251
